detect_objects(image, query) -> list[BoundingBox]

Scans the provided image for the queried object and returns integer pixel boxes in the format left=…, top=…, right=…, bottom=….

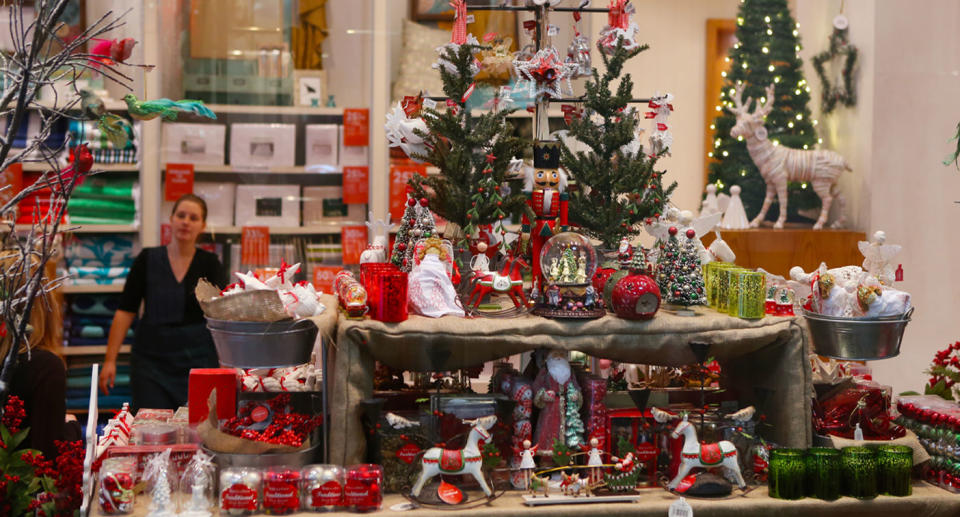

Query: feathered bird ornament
left=123, top=94, right=216, bottom=121
left=79, top=90, right=133, bottom=149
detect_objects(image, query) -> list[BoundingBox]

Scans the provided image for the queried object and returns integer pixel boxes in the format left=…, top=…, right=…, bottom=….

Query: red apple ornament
left=611, top=272, right=661, bottom=320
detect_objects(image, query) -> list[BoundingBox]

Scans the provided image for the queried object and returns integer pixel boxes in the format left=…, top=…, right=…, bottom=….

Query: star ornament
left=513, top=47, right=577, bottom=100
left=812, top=24, right=858, bottom=114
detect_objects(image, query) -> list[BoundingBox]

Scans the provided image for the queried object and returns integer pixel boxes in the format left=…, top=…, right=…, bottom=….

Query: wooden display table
left=702, top=228, right=866, bottom=277
left=331, top=310, right=810, bottom=466
left=90, top=482, right=960, bottom=516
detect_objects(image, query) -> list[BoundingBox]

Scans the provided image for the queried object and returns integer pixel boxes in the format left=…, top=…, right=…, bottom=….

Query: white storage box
left=230, top=123, right=296, bottom=168
left=302, top=186, right=364, bottom=224
left=162, top=123, right=226, bottom=165
left=235, top=184, right=300, bottom=227
left=338, top=125, right=368, bottom=167
left=304, top=124, right=339, bottom=172
left=161, top=182, right=235, bottom=228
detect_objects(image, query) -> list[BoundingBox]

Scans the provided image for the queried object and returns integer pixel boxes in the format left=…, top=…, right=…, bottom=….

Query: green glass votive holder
left=705, top=262, right=735, bottom=307
left=769, top=448, right=806, bottom=500
left=841, top=446, right=878, bottom=499
left=878, top=445, right=913, bottom=496
left=736, top=270, right=766, bottom=319
left=804, top=447, right=841, bottom=501
left=717, top=267, right=746, bottom=314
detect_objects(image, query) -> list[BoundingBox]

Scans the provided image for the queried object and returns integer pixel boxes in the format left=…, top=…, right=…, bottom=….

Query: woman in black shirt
left=98, top=194, right=224, bottom=411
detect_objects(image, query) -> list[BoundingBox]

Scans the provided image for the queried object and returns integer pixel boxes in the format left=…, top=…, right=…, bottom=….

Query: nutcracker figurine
left=522, top=141, right=568, bottom=283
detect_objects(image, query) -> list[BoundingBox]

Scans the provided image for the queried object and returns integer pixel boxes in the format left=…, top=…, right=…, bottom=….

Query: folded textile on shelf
left=65, top=234, right=136, bottom=263
left=68, top=120, right=137, bottom=150
left=66, top=277, right=126, bottom=286
left=66, top=215, right=135, bottom=225
left=68, top=266, right=130, bottom=279
left=73, top=178, right=136, bottom=200
left=68, top=197, right=136, bottom=213
left=70, top=295, right=122, bottom=316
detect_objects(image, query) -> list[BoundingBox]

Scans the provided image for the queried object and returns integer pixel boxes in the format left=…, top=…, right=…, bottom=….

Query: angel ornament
left=721, top=185, right=750, bottom=230
left=648, top=210, right=723, bottom=266
left=859, top=230, right=901, bottom=285
left=408, top=238, right=465, bottom=318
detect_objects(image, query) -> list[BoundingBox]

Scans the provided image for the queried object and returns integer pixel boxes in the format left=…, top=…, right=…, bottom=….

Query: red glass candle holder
left=360, top=263, right=395, bottom=316
left=345, top=464, right=383, bottom=512
left=361, top=263, right=408, bottom=322
left=263, top=467, right=301, bottom=514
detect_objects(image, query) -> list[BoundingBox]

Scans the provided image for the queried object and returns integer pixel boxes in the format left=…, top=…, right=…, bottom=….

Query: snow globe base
left=534, top=282, right=605, bottom=319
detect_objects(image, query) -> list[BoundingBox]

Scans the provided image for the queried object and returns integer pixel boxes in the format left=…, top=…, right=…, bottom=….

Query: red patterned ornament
left=611, top=273, right=661, bottom=320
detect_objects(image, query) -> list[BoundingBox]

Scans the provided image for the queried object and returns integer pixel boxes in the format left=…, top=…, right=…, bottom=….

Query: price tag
left=0, top=162, right=22, bottom=207
left=895, top=264, right=903, bottom=282
left=312, top=266, right=340, bottom=292
left=668, top=497, right=693, bottom=517
left=241, top=226, right=270, bottom=266
left=164, top=163, right=194, bottom=201
left=341, top=225, right=368, bottom=265
left=422, top=98, right=438, bottom=110
left=342, top=108, right=370, bottom=146
left=437, top=481, right=463, bottom=505
left=389, top=162, right=427, bottom=220
left=465, top=14, right=475, bottom=24
left=547, top=24, right=559, bottom=36
left=343, top=166, right=369, bottom=204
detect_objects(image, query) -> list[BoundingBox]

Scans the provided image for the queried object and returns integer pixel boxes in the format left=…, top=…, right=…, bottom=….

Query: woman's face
left=170, top=200, right=206, bottom=243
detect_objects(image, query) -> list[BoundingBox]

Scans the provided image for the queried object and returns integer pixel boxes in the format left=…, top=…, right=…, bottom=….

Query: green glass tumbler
left=878, top=445, right=913, bottom=496
left=841, top=446, right=878, bottom=499
left=769, top=448, right=806, bottom=500
left=804, top=448, right=841, bottom=501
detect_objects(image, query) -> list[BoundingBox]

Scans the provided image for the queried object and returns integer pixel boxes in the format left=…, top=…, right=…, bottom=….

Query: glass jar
left=345, top=464, right=383, bottom=512
left=841, top=446, right=878, bottom=499
left=878, top=445, right=913, bottom=496
left=99, top=457, right=136, bottom=515
left=768, top=448, right=805, bottom=499
left=302, top=464, right=345, bottom=511
left=804, top=447, right=840, bottom=501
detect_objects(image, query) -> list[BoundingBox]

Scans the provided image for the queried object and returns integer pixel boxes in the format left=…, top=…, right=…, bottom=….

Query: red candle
left=263, top=467, right=301, bottom=514
left=345, top=464, right=383, bottom=512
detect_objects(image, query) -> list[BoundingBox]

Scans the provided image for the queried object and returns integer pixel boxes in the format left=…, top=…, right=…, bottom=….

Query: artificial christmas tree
left=564, top=383, right=585, bottom=449
left=707, top=0, right=819, bottom=222
left=390, top=196, right=418, bottom=270
left=655, top=228, right=705, bottom=306
left=559, top=42, right=676, bottom=249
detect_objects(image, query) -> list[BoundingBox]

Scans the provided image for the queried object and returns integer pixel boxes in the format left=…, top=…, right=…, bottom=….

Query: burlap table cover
left=330, top=310, right=811, bottom=466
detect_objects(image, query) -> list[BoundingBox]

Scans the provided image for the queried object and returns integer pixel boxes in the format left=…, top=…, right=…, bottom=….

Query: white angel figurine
left=700, top=183, right=730, bottom=217
left=721, top=185, right=750, bottom=229
left=407, top=237, right=465, bottom=318
left=858, top=230, right=901, bottom=285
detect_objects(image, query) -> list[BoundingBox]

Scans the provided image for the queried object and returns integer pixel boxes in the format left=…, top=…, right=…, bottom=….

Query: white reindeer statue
left=359, top=212, right=394, bottom=264
left=411, top=415, right=497, bottom=499
left=651, top=407, right=746, bottom=491
left=728, top=82, right=851, bottom=230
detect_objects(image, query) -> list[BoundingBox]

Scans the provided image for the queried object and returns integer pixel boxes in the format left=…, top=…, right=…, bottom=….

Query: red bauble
left=408, top=197, right=417, bottom=207
left=611, top=273, right=661, bottom=320
left=686, top=229, right=696, bottom=239
left=419, top=198, right=429, bottom=207
left=668, top=226, right=678, bottom=236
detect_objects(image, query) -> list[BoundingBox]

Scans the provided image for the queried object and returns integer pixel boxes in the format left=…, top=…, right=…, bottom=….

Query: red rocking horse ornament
left=465, top=254, right=529, bottom=312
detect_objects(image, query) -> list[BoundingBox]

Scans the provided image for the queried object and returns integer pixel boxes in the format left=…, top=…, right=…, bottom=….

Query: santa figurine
left=532, top=349, right=583, bottom=456
left=522, top=141, right=568, bottom=283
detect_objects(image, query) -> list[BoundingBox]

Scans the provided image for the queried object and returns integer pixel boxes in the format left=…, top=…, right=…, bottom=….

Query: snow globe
left=534, top=232, right=605, bottom=319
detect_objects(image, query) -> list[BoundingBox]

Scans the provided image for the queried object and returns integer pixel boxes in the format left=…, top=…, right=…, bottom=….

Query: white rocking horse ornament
left=411, top=415, right=497, bottom=498
left=652, top=408, right=746, bottom=491
left=728, top=82, right=851, bottom=230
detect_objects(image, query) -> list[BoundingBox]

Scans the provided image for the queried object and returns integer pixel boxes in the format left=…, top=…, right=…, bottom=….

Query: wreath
left=812, top=26, right=859, bottom=114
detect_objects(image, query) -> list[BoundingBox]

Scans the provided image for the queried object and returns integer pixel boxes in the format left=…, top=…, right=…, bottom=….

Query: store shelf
left=209, top=224, right=352, bottom=235
left=15, top=224, right=137, bottom=234
left=164, top=164, right=343, bottom=175
left=32, top=98, right=126, bottom=111
left=62, top=284, right=124, bottom=294
left=20, top=162, right=138, bottom=172
left=205, top=104, right=345, bottom=116
left=61, top=345, right=130, bottom=356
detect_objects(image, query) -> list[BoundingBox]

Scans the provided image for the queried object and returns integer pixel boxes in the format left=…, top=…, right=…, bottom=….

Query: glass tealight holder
left=804, top=447, right=841, bottom=501
left=768, top=448, right=806, bottom=500
left=841, top=446, right=878, bottom=499
left=878, top=445, right=913, bottom=496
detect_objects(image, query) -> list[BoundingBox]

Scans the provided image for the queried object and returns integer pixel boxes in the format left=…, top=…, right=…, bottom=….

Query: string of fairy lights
left=707, top=0, right=824, bottom=192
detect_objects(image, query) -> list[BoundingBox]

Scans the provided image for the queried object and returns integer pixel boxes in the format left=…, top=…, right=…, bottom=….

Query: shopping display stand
left=330, top=310, right=810, bottom=466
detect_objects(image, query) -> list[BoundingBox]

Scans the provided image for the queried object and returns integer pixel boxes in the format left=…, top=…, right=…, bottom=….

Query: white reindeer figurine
left=411, top=415, right=497, bottom=499
left=359, top=212, right=394, bottom=264
left=652, top=408, right=746, bottom=491
left=728, top=82, right=851, bottom=230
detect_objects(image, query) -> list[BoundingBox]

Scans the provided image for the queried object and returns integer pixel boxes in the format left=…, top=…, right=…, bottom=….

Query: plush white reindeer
left=359, top=212, right=394, bottom=264
left=728, top=82, right=851, bottom=230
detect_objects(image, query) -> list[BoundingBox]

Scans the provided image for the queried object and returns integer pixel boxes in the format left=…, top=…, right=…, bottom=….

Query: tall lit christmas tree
left=707, top=0, right=819, bottom=222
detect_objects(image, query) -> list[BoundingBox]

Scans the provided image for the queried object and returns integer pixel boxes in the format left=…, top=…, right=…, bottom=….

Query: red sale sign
left=241, top=226, right=270, bottom=265
left=389, top=162, right=427, bottom=220
left=312, top=266, right=340, bottom=292
left=343, top=108, right=370, bottom=146
left=164, top=163, right=194, bottom=201
left=342, top=166, right=369, bottom=204
left=341, top=225, right=368, bottom=265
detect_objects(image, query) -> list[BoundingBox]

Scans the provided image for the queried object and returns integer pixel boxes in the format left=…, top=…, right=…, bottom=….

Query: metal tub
left=803, top=308, right=913, bottom=361
left=203, top=442, right=320, bottom=470
left=207, top=317, right=318, bottom=368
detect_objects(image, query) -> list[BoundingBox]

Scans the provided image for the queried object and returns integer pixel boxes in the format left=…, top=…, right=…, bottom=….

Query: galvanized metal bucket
left=207, top=317, right=318, bottom=368
left=203, top=442, right=320, bottom=469
left=803, top=308, right=913, bottom=361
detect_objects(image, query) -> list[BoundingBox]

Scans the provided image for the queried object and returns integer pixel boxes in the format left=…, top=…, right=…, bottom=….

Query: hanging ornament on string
left=433, top=0, right=480, bottom=75
left=514, top=20, right=537, bottom=62
left=646, top=92, right=675, bottom=157
left=475, top=33, right=516, bottom=87
left=514, top=47, right=577, bottom=100
left=812, top=11, right=859, bottom=114
left=566, top=12, right=591, bottom=78
left=597, top=0, right=642, bottom=55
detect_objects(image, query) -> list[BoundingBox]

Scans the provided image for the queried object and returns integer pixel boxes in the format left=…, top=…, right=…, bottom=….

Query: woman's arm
left=99, top=309, right=135, bottom=395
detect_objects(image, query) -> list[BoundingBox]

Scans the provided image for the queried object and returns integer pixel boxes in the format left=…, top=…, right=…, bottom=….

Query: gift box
left=305, top=124, right=339, bottom=172
left=813, top=383, right=904, bottom=440
left=302, top=186, right=364, bottom=224
left=235, top=184, right=300, bottom=227
left=162, top=122, right=226, bottom=165
left=338, top=125, right=368, bottom=167
left=230, top=123, right=296, bottom=168
left=98, top=444, right=200, bottom=484
left=188, top=368, right=239, bottom=425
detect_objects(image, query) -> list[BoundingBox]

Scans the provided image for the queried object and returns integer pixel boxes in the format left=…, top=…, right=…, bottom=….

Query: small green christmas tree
left=655, top=229, right=705, bottom=306
left=407, top=43, right=527, bottom=244
left=558, top=41, right=676, bottom=249
left=481, top=441, right=502, bottom=470
left=564, top=383, right=585, bottom=449
left=707, top=0, right=819, bottom=221
left=389, top=196, right=418, bottom=269
left=552, top=438, right=572, bottom=467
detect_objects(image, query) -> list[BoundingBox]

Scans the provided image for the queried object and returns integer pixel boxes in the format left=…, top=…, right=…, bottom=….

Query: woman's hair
left=171, top=193, right=208, bottom=222
left=0, top=255, right=63, bottom=361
